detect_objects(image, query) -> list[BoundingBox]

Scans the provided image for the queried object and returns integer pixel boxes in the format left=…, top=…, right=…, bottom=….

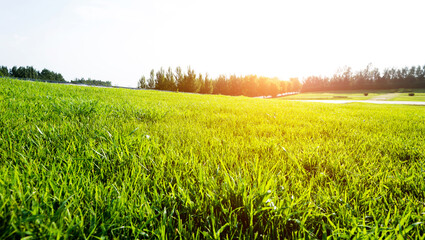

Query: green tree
left=175, top=66, right=183, bottom=91
left=10, top=66, right=18, bottom=77
left=165, top=67, right=176, bottom=91
left=179, top=67, right=199, bottom=92
left=155, top=68, right=166, bottom=90
left=228, top=75, right=243, bottom=96
left=54, top=73, right=65, bottom=82
left=39, top=69, right=53, bottom=80
left=416, top=65, right=425, bottom=87
left=0, top=66, right=8, bottom=77
left=199, top=73, right=213, bottom=94
left=148, top=69, right=155, bottom=89
left=213, top=75, right=228, bottom=95
left=138, top=76, right=147, bottom=88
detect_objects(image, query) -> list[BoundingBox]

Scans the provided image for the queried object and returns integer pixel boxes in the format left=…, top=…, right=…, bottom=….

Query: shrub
left=364, top=93, right=368, bottom=96
left=408, top=93, right=415, bottom=96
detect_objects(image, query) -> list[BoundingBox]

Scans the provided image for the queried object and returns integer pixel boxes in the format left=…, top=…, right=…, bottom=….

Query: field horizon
left=1, top=78, right=424, bottom=239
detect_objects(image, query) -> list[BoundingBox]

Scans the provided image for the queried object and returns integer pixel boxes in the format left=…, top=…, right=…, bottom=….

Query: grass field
left=391, top=93, right=425, bottom=102
left=281, top=92, right=381, bottom=100
left=1, top=78, right=425, bottom=239
left=286, top=89, right=425, bottom=102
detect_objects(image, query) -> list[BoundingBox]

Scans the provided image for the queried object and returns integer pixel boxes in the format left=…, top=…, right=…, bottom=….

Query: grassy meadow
left=284, top=89, right=425, bottom=102
left=391, top=93, right=425, bottom=102
left=1, top=78, right=425, bottom=239
left=280, top=92, right=380, bottom=100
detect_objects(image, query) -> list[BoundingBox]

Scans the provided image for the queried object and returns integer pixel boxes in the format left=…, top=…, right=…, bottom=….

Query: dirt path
left=369, top=93, right=400, bottom=101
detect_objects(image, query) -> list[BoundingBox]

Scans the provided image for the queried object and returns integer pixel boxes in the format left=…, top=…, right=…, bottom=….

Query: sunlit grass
left=391, top=93, right=425, bottom=101
left=281, top=92, right=380, bottom=100
left=1, top=78, right=424, bottom=239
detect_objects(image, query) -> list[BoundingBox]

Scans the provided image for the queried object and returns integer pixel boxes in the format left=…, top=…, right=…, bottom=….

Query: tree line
left=138, top=66, right=301, bottom=97
left=302, top=64, right=425, bottom=92
left=0, top=65, right=65, bottom=82
left=0, top=65, right=111, bottom=86
left=71, top=78, right=111, bottom=87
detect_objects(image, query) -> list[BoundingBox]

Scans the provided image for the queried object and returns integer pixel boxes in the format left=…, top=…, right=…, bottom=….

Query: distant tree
left=175, top=66, right=183, bottom=91
left=406, top=66, right=417, bottom=87
left=339, top=66, right=352, bottom=90
left=179, top=67, right=199, bottom=92
left=268, top=81, right=280, bottom=97
left=387, top=68, right=398, bottom=87
left=213, top=75, right=228, bottom=95
left=39, top=69, right=53, bottom=80
left=199, top=73, right=213, bottom=94
left=6, top=66, right=65, bottom=82
left=279, top=80, right=288, bottom=94
left=0, top=66, right=8, bottom=77
left=415, top=65, right=424, bottom=79
left=139, top=63, right=425, bottom=95
left=165, top=67, right=176, bottom=91
left=71, top=78, right=111, bottom=86
left=370, top=67, right=381, bottom=89
left=10, top=66, right=18, bottom=77
left=241, top=75, right=258, bottom=97
left=14, top=66, right=26, bottom=78
left=197, top=73, right=203, bottom=93
left=257, top=76, right=269, bottom=96
left=289, top=77, right=301, bottom=92
left=228, top=75, right=243, bottom=96
left=148, top=69, right=155, bottom=89
left=138, top=76, right=147, bottom=88
left=301, top=64, right=425, bottom=92
left=26, top=66, right=38, bottom=79
left=55, top=73, right=65, bottom=82
left=300, top=74, right=315, bottom=91
left=417, top=65, right=425, bottom=87
left=155, top=68, right=166, bottom=90
left=38, top=68, right=65, bottom=82
left=376, top=68, right=388, bottom=88
left=287, top=81, right=294, bottom=92
left=205, top=74, right=214, bottom=94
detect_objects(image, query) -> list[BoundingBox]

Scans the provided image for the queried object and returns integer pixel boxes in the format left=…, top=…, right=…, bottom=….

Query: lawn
left=1, top=78, right=424, bottom=239
left=280, top=92, right=381, bottom=100
left=391, top=93, right=425, bottom=101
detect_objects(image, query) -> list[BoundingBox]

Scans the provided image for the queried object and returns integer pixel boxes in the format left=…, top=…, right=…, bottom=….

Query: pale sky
left=1, top=0, right=424, bottom=87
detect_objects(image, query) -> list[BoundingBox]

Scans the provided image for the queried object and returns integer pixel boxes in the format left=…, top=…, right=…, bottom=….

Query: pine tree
left=138, top=76, right=147, bottom=88
left=200, top=73, right=213, bottom=94
left=155, top=68, right=166, bottom=90
left=175, top=66, right=183, bottom=91
left=180, top=67, right=199, bottom=92
left=165, top=67, right=176, bottom=91
left=148, top=69, right=155, bottom=89
left=0, top=66, right=8, bottom=77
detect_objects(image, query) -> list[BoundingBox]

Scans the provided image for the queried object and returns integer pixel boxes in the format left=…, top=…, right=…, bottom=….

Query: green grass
left=1, top=78, right=425, bottom=239
left=288, top=89, right=425, bottom=102
left=281, top=92, right=380, bottom=100
left=392, top=93, right=425, bottom=101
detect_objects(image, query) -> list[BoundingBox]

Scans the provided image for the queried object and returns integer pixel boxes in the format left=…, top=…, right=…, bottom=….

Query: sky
left=1, top=0, right=424, bottom=87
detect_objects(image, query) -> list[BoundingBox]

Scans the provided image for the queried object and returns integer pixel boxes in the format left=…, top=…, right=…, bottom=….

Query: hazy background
left=1, top=0, right=424, bottom=87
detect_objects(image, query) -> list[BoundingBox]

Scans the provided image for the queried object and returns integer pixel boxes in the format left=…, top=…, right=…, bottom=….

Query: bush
left=409, top=93, right=415, bottom=96
left=364, top=93, right=368, bottom=96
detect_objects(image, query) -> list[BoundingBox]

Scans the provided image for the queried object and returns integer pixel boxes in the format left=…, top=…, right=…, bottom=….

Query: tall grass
left=0, top=78, right=424, bottom=239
